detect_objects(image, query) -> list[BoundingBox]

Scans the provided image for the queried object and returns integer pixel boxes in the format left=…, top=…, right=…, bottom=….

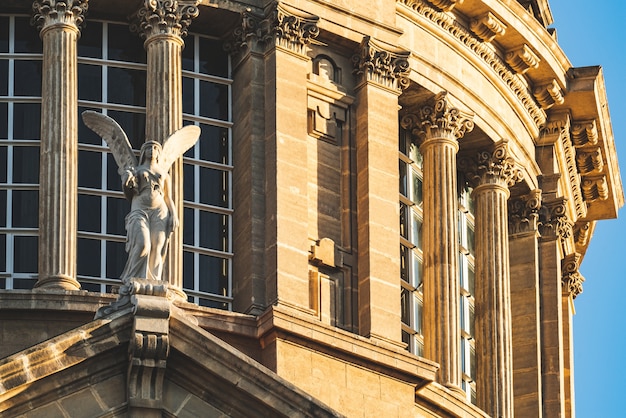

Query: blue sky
left=549, top=1, right=626, bottom=416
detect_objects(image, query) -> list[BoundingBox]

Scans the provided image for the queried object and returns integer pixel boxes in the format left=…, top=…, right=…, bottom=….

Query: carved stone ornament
left=576, top=147, right=604, bottom=175
left=581, top=175, right=609, bottom=201
left=561, top=253, right=584, bottom=298
left=400, top=91, right=474, bottom=142
left=571, top=119, right=598, bottom=147
left=32, top=0, right=89, bottom=33
left=426, top=0, right=464, bottom=12
left=505, top=44, right=540, bottom=74
left=226, top=3, right=319, bottom=55
left=574, top=221, right=591, bottom=248
left=131, top=0, right=200, bottom=40
left=508, top=189, right=541, bottom=234
left=352, top=36, right=411, bottom=91
left=460, top=139, right=524, bottom=189
left=538, top=197, right=572, bottom=240
left=470, top=12, right=506, bottom=42
left=533, top=79, right=564, bottom=109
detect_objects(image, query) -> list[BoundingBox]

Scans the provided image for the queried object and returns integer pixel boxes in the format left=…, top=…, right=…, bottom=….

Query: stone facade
left=0, top=0, right=623, bottom=417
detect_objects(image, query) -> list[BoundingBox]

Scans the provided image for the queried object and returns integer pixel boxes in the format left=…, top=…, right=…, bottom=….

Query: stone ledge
left=0, top=290, right=116, bottom=313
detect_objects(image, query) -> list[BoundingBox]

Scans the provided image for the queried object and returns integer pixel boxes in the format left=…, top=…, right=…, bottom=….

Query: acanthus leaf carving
left=131, top=0, right=200, bottom=40
left=32, top=0, right=89, bottom=33
left=353, top=36, right=411, bottom=91
left=460, top=139, right=523, bottom=189
left=508, top=189, right=541, bottom=234
left=538, top=196, right=572, bottom=241
left=561, top=253, right=584, bottom=299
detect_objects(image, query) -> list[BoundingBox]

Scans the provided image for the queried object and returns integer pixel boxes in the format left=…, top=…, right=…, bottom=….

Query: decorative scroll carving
left=460, top=139, right=524, bottom=189
left=398, top=0, right=546, bottom=127
left=226, top=3, right=319, bottom=56
left=505, top=44, right=540, bottom=74
left=400, top=91, right=474, bottom=142
left=352, top=36, right=410, bottom=91
left=533, top=79, right=564, bottom=109
left=540, top=114, right=586, bottom=219
left=574, top=221, right=591, bottom=248
left=561, top=253, right=584, bottom=298
left=426, top=0, right=463, bottom=12
left=131, top=0, right=200, bottom=40
left=32, top=0, right=89, bottom=32
left=581, top=175, right=609, bottom=201
left=470, top=12, right=506, bottom=42
left=508, top=189, right=541, bottom=234
left=538, top=197, right=572, bottom=240
left=571, top=120, right=598, bottom=147
left=576, top=148, right=604, bottom=175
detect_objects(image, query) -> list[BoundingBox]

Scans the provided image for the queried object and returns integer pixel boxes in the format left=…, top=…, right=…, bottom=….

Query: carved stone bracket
left=400, top=91, right=474, bottom=143
left=581, top=175, right=609, bottom=201
left=561, top=253, right=584, bottom=299
left=131, top=0, right=200, bottom=40
left=538, top=196, right=572, bottom=241
left=32, top=0, right=89, bottom=33
left=426, top=0, right=463, bottom=12
left=571, top=120, right=598, bottom=147
left=460, top=139, right=524, bottom=189
left=470, top=12, right=506, bottom=42
left=576, top=147, right=604, bottom=175
left=508, top=189, right=541, bottom=234
left=533, top=79, right=564, bottom=109
left=226, top=2, right=319, bottom=56
left=574, top=221, right=591, bottom=248
left=505, top=44, right=540, bottom=74
left=352, top=36, right=410, bottom=92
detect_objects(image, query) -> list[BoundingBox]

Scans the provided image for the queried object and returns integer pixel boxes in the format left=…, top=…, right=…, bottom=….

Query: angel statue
left=82, top=111, right=200, bottom=283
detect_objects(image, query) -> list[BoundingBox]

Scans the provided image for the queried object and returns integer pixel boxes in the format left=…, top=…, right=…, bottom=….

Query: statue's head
left=140, top=141, right=162, bottom=164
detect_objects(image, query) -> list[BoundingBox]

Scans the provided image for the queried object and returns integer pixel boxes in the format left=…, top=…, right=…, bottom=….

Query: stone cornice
left=352, top=36, right=410, bottom=92
left=32, top=0, right=89, bottom=34
left=226, top=2, right=319, bottom=56
left=397, top=0, right=546, bottom=127
left=425, top=0, right=463, bottom=12
left=561, top=253, right=584, bottom=299
left=130, top=0, right=200, bottom=40
left=460, top=139, right=524, bottom=189
left=508, top=189, right=541, bottom=234
left=400, top=91, right=474, bottom=143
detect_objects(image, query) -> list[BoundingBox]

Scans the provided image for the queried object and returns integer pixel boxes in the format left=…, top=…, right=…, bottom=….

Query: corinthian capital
left=508, top=189, right=541, bottom=234
left=32, top=0, right=89, bottom=33
left=538, top=197, right=572, bottom=240
left=561, top=253, right=584, bottom=299
left=460, top=139, right=523, bottom=189
left=353, top=36, right=410, bottom=91
left=131, top=0, right=200, bottom=40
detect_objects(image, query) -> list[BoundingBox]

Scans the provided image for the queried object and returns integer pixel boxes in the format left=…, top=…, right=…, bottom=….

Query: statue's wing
left=160, top=125, right=201, bottom=173
left=81, top=111, right=137, bottom=175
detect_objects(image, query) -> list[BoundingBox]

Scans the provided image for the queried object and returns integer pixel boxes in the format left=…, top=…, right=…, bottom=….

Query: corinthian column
left=401, top=91, right=474, bottom=391
left=132, top=0, right=199, bottom=300
left=33, top=0, right=88, bottom=290
left=461, top=139, right=523, bottom=418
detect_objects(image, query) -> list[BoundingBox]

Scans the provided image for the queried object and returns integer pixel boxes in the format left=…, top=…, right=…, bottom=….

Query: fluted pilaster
left=402, top=91, right=474, bottom=391
left=132, top=0, right=199, bottom=300
left=461, top=139, right=522, bottom=418
left=33, top=0, right=88, bottom=290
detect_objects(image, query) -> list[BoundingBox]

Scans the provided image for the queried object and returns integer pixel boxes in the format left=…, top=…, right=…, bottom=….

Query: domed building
left=0, top=0, right=622, bottom=416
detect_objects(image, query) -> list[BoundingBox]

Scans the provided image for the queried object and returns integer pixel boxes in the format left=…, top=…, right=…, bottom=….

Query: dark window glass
left=13, top=103, right=40, bottom=139
left=0, top=235, right=5, bottom=271
left=182, top=76, right=194, bottom=115
left=107, top=197, right=129, bottom=236
left=78, top=194, right=101, bottom=232
left=106, top=240, right=126, bottom=278
left=107, top=67, right=146, bottom=107
left=400, top=245, right=408, bottom=283
left=199, top=81, right=228, bottom=120
left=14, top=278, right=36, bottom=289
left=199, top=211, right=228, bottom=251
left=0, top=17, right=8, bottom=53
left=107, top=110, right=145, bottom=149
left=182, top=36, right=194, bottom=71
left=199, top=38, right=228, bottom=77
left=199, top=125, right=229, bottom=164
left=199, top=299, right=228, bottom=310
left=13, top=146, right=39, bottom=183
left=0, top=60, right=8, bottom=96
left=199, top=167, right=227, bottom=207
left=183, top=251, right=194, bottom=289
left=14, top=60, right=42, bottom=96
left=77, top=238, right=101, bottom=277
left=183, top=207, right=194, bottom=245
left=81, top=282, right=101, bottom=292
left=107, top=23, right=145, bottom=63
left=12, top=190, right=38, bottom=228
left=400, top=202, right=408, bottom=240
left=0, top=102, right=7, bottom=138
left=0, top=146, right=6, bottom=182
left=399, top=162, right=407, bottom=197
left=198, top=254, right=227, bottom=295
left=14, top=17, right=42, bottom=53
left=78, top=107, right=103, bottom=145
left=78, top=150, right=102, bottom=189
left=14, top=235, right=38, bottom=273
left=78, top=63, right=102, bottom=101
left=0, top=190, right=6, bottom=227
left=107, top=153, right=122, bottom=191
left=183, top=163, right=194, bottom=201
left=401, top=287, right=410, bottom=325
left=78, top=21, right=102, bottom=58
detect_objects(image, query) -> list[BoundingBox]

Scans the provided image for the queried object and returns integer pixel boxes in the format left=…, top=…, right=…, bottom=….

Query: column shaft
left=34, top=4, right=85, bottom=290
